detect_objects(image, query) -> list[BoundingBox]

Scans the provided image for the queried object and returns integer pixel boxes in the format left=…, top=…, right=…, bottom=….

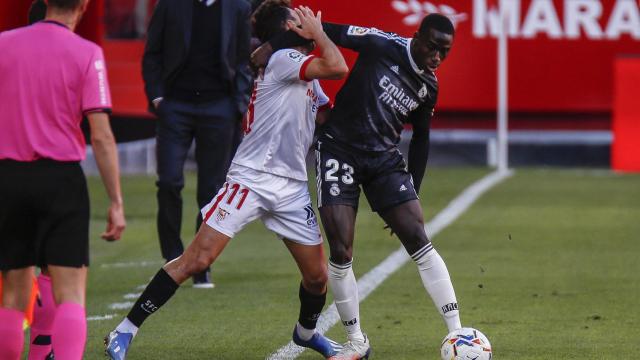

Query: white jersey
left=232, top=49, right=330, bottom=181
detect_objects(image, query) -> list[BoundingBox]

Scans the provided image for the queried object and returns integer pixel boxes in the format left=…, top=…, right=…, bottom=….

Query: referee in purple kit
left=0, top=0, right=126, bottom=358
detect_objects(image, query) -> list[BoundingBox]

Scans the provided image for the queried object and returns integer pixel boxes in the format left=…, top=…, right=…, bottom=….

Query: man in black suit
left=143, top=0, right=252, bottom=288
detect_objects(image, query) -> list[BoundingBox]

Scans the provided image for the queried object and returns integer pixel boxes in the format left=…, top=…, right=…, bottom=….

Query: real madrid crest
left=330, top=183, right=340, bottom=196
left=418, top=83, right=428, bottom=99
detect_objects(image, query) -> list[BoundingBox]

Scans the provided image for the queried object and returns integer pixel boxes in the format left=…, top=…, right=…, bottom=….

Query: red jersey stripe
left=298, top=55, right=316, bottom=82
left=203, top=183, right=229, bottom=223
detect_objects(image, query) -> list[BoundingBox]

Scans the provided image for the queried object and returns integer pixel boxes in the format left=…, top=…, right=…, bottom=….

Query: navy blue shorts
left=314, top=137, right=418, bottom=213
left=0, top=160, right=90, bottom=270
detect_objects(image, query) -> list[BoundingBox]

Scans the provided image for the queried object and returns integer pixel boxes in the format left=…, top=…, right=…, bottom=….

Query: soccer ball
left=440, top=327, right=492, bottom=360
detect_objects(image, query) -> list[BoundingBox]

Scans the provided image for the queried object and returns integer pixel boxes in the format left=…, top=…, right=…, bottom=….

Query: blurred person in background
left=142, top=0, right=252, bottom=289
left=0, top=0, right=126, bottom=359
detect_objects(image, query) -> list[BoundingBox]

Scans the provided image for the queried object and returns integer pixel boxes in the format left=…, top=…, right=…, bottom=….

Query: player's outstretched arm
left=291, top=6, right=348, bottom=80
left=88, top=112, right=126, bottom=241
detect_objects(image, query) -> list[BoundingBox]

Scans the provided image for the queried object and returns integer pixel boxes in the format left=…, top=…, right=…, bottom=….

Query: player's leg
left=320, top=205, right=371, bottom=359
left=28, top=269, right=56, bottom=360
left=107, top=176, right=260, bottom=359
left=0, top=267, right=35, bottom=360
left=320, top=205, right=364, bottom=343
left=315, top=144, right=370, bottom=358
left=379, top=200, right=461, bottom=332
left=284, top=240, right=342, bottom=357
left=363, top=150, right=461, bottom=332
left=106, top=224, right=231, bottom=359
left=285, top=239, right=328, bottom=328
left=262, top=176, right=341, bottom=358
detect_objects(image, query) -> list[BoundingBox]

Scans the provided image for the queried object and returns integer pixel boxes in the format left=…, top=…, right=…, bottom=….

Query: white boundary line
left=87, top=284, right=147, bottom=321
left=266, top=169, right=513, bottom=360
left=87, top=314, right=118, bottom=322
left=100, top=260, right=163, bottom=269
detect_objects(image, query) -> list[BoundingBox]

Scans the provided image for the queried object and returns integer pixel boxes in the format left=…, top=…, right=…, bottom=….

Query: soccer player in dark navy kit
left=256, top=13, right=462, bottom=358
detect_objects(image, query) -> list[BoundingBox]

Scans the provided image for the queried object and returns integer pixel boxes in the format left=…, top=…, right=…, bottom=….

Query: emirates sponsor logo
left=378, top=75, right=420, bottom=116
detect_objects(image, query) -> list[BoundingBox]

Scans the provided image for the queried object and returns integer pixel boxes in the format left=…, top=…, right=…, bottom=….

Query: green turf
left=49, top=168, right=640, bottom=359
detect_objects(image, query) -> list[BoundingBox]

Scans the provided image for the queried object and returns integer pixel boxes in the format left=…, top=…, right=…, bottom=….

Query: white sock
left=116, top=317, right=139, bottom=337
left=295, top=322, right=315, bottom=341
left=412, top=245, right=462, bottom=332
left=328, top=260, right=365, bottom=343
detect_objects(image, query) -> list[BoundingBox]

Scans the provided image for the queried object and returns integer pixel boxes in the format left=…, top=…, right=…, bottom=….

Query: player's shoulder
left=268, top=48, right=308, bottom=68
left=272, top=48, right=307, bottom=62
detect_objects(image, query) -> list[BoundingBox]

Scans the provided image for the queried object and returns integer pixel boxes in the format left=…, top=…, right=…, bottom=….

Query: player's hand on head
left=102, top=202, right=126, bottom=241
left=290, top=6, right=323, bottom=41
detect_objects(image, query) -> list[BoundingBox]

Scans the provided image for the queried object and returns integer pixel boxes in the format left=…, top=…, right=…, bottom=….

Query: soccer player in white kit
left=105, top=3, right=349, bottom=359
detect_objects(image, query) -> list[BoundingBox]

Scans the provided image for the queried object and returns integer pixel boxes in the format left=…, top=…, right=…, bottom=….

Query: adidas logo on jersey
left=390, top=65, right=400, bottom=74
left=399, top=184, right=407, bottom=192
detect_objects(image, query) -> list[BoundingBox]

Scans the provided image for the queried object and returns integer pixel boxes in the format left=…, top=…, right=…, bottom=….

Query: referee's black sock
left=126, top=268, right=179, bottom=328
left=298, top=283, right=326, bottom=330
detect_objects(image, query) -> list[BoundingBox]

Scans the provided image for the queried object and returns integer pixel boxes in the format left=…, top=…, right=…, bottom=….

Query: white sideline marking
left=266, top=169, right=513, bottom=360
left=123, top=292, right=143, bottom=299
left=109, top=302, right=134, bottom=310
left=100, top=260, right=162, bottom=269
left=87, top=314, right=118, bottom=321
left=88, top=284, right=148, bottom=321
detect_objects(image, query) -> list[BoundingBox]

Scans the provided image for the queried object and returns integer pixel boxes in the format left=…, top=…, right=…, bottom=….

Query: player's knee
left=398, top=223, right=430, bottom=254
left=329, top=252, right=352, bottom=266
left=303, top=270, right=328, bottom=294
left=328, top=241, right=352, bottom=264
left=192, top=255, right=213, bottom=274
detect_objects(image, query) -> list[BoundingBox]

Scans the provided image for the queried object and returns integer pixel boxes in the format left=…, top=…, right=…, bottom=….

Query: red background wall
left=301, top=0, right=640, bottom=112
left=612, top=57, right=640, bottom=171
left=2, top=0, right=639, bottom=118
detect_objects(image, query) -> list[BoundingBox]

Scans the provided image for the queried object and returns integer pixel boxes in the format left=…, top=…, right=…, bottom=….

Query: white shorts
left=201, top=164, right=322, bottom=246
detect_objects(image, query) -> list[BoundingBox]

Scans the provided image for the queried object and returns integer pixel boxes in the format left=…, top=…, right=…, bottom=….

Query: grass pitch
left=65, top=168, right=639, bottom=359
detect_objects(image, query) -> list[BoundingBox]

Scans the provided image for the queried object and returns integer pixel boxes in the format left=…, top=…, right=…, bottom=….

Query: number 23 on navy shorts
left=200, top=165, right=322, bottom=246
left=314, top=140, right=418, bottom=213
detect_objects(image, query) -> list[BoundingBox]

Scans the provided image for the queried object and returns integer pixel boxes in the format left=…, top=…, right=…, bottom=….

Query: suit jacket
left=142, top=0, right=252, bottom=116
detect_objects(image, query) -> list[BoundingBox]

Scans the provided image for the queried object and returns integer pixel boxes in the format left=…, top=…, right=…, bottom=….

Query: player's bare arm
left=290, top=6, right=348, bottom=80
left=88, top=112, right=126, bottom=241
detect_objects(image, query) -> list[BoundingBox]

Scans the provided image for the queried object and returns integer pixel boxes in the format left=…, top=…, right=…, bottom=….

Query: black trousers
left=155, top=96, right=242, bottom=274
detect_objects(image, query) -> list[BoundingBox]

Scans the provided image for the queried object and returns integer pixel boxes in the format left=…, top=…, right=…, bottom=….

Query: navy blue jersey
left=323, top=25, right=437, bottom=153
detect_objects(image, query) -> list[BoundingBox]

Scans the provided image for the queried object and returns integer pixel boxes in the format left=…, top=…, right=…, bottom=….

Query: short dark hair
left=28, top=0, right=47, bottom=24
left=48, top=0, right=84, bottom=11
left=418, top=13, right=455, bottom=36
left=252, top=0, right=293, bottom=43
